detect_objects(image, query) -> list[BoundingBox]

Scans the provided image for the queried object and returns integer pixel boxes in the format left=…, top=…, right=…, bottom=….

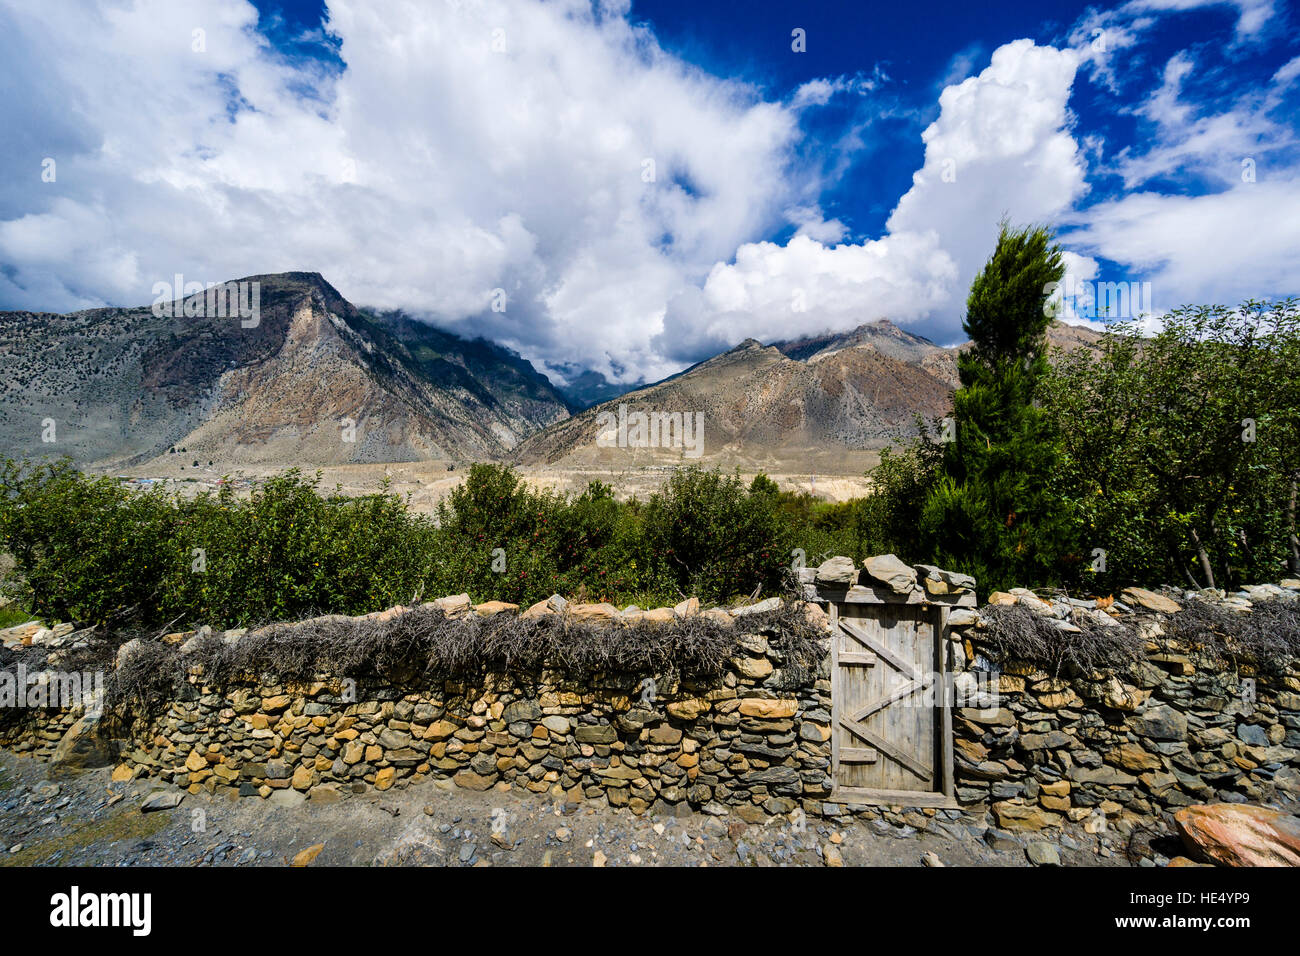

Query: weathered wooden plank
left=935, top=604, right=955, bottom=801
left=829, top=600, right=840, bottom=789
left=838, top=618, right=919, bottom=680
left=828, top=786, right=959, bottom=809
left=839, top=747, right=878, bottom=764
left=839, top=715, right=931, bottom=780
left=848, top=679, right=922, bottom=722
left=837, top=651, right=876, bottom=667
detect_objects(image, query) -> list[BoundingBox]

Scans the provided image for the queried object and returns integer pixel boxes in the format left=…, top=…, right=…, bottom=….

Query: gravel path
left=0, top=751, right=1154, bottom=867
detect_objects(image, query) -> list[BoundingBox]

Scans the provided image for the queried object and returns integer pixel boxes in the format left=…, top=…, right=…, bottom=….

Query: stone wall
left=943, top=583, right=1300, bottom=831
left=4, top=571, right=1300, bottom=831
left=0, top=630, right=838, bottom=820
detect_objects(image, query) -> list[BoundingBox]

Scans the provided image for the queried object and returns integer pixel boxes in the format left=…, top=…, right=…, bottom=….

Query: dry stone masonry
left=2, top=561, right=1299, bottom=839
left=941, top=580, right=1300, bottom=833
left=1, top=597, right=835, bottom=820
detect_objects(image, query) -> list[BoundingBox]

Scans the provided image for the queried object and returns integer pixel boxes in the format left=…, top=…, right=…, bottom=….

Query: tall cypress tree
left=918, top=221, right=1070, bottom=591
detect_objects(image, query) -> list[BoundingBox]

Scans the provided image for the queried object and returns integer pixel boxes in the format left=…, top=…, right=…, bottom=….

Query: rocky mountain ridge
left=0, top=273, right=570, bottom=468
left=0, top=272, right=1102, bottom=471
left=513, top=319, right=1099, bottom=468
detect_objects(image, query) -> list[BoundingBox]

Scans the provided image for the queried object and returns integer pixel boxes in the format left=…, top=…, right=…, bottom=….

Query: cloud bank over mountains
left=0, top=0, right=1296, bottom=383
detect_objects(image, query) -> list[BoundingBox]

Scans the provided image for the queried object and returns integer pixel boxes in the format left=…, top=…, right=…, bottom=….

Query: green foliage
left=1041, top=299, right=1300, bottom=591
left=0, top=461, right=436, bottom=628
left=961, top=220, right=1064, bottom=379
left=846, top=294, right=1300, bottom=595
left=7, top=289, right=1296, bottom=624
left=0, top=605, right=36, bottom=629
left=916, top=222, right=1071, bottom=591
left=855, top=429, right=947, bottom=561
left=431, top=464, right=646, bottom=605
left=641, top=468, right=793, bottom=601
left=0, top=460, right=843, bottom=629
left=162, top=471, right=436, bottom=626
left=0, top=459, right=176, bottom=625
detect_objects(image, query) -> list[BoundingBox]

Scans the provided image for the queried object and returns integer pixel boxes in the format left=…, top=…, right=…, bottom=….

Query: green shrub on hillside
left=0, top=462, right=436, bottom=628
left=1041, top=299, right=1300, bottom=592
left=0, top=459, right=835, bottom=630
left=157, top=471, right=436, bottom=626
left=640, top=468, right=792, bottom=601
left=431, top=464, right=649, bottom=605
left=0, top=459, right=175, bottom=625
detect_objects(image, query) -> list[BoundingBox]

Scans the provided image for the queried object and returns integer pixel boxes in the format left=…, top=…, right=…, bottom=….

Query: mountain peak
left=770, top=320, right=938, bottom=364
left=0, top=274, right=571, bottom=467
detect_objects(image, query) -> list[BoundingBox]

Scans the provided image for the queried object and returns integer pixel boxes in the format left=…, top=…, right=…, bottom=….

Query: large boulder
left=568, top=602, right=619, bottom=622
left=433, top=593, right=472, bottom=619
left=862, top=554, right=917, bottom=594
left=814, top=556, right=857, bottom=586
left=50, top=716, right=117, bottom=776
left=1174, top=804, right=1300, bottom=866
left=473, top=600, right=518, bottom=617
left=1121, top=586, right=1181, bottom=614
left=948, top=608, right=982, bottom=627
left=699, top=608, right=734, bottom=627
left=731, top=597, right=782, bottom=618
left=521, top=593, right=568, bottom=620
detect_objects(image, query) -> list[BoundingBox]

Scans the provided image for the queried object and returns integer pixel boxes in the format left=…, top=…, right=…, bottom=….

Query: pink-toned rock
left=521, top=594, right=567, bottom=619
left=569, top=602, right=620, bottom=622
left=1174, top=804, right=1300, bottom=867
left=520, top=599, right=555, bottom=620
left=798, top=601, right=830, bottom=630
left=434, top=593, right=472, bottom=618
left=366, top=604, right=410, bottom=622
left=473, top=601, right=519, bottom=617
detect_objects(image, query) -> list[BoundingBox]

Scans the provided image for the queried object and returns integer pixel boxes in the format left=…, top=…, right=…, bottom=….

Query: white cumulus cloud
left=0, top=0, right=807, bottom=384
left=668, top=39, right=1088, bottom=350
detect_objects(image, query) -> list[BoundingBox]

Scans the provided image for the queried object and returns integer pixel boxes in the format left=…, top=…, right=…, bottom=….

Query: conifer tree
left=918, top=221, right=1069, bottom=590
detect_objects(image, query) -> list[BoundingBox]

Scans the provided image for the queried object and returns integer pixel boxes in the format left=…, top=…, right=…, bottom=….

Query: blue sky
left=1, top=0, right=1298, bottom=382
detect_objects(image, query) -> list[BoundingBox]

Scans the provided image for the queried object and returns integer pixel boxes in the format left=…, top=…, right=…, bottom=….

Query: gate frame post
left=811, top=581, right=973, bottom=810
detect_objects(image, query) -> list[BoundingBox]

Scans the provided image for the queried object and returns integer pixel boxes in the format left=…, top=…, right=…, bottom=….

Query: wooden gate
left=828, top=599, right=956, bottom=807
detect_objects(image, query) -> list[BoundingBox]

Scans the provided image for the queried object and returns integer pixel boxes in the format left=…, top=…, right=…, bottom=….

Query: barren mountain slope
left=0, top=273, right=570, bottom=467
left=513, top=319, right=1103, bottom=469
left=512, top=333, right=955, bottom=469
